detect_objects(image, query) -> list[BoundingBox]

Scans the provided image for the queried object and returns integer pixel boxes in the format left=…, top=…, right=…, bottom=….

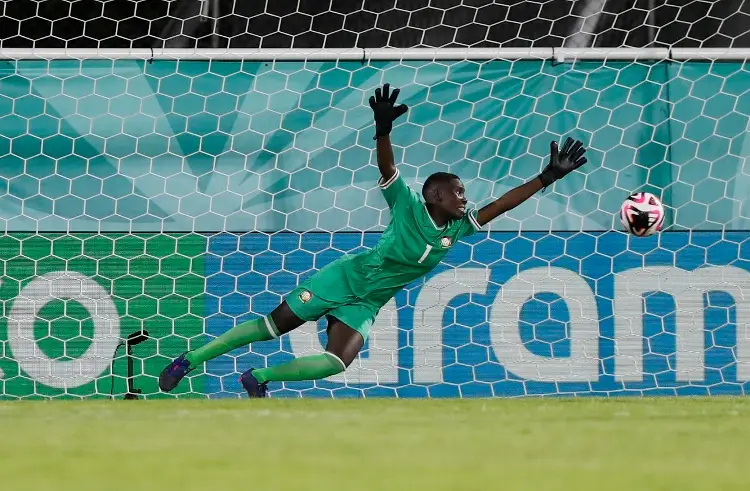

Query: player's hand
left=538, top=137, right=588, bottom=187
left=369, top=83, right=408, bottom=140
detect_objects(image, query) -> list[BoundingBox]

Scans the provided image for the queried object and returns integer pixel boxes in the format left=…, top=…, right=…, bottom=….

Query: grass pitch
left=1, top=397, right=748, bottom=490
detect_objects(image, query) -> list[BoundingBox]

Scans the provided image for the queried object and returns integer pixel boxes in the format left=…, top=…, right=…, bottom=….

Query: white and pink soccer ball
left=619, top=192, right=665, bottom=237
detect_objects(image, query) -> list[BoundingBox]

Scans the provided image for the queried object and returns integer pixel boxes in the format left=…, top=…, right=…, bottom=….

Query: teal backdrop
left=1, top=59, right=748, bottom=233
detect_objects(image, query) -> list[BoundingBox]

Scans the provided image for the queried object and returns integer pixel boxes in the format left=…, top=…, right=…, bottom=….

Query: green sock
left=253, top=352, right=346, bottom=383
left=185, top=316, right=279, bottom=368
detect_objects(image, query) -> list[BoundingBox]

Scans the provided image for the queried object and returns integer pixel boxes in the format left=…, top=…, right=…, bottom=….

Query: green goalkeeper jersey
left=345, top=170, right=482, bottom=304
left=285, top=169, right=483, bottom=339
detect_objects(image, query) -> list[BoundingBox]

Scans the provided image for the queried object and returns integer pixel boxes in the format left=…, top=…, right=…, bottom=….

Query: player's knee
left=325, top=350, right=352, bottom=370
left=325, top=317, right=364, bottom=368
left=325, top=336, right=361, bottom=368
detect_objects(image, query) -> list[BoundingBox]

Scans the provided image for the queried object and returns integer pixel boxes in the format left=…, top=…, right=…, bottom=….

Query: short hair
left=422, top=172, right=460, bottom=201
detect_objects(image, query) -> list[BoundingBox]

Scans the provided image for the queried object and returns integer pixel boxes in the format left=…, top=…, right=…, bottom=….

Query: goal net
left=1, top=0, right=750, bottom=399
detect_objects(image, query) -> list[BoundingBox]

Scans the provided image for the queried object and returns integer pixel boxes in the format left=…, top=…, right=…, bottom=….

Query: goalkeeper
left=159, top=83, right=588, bottom=397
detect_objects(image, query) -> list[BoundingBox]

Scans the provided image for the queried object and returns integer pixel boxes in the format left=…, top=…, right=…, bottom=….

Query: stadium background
left=1, top=0, right=750, bottom=398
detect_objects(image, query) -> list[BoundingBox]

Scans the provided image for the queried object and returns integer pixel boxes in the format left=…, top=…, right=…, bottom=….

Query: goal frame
left=1, top=45, right=750, bottom=398
left=1, top=47, right=749, bottom=61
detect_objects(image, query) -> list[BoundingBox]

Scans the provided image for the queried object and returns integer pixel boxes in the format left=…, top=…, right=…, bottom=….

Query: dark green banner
left=0, top=233, right=207, bottom=399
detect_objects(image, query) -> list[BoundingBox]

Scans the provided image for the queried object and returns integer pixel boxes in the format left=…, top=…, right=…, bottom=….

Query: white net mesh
left=1, top=1, right=750, bottom=399
left=1, top=1, right=749, bottom=50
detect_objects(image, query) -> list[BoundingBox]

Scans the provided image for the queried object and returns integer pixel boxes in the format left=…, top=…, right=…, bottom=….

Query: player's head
left=422, top=172, right=467, bottom=219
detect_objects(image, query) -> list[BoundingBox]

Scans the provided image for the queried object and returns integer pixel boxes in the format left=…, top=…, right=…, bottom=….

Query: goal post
left=1, top=2, right=750, bottom=399
left=3, top=47, right=750, bottom=60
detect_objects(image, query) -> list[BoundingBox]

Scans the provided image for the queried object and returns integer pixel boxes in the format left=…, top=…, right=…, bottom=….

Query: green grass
left=1, top=398, right=749, bottom=490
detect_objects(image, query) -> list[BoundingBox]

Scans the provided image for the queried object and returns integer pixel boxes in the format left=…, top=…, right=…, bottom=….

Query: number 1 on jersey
left=417, top=244, right=432, bottom=264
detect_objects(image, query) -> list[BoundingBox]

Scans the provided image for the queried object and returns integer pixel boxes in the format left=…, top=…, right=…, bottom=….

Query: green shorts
left=285, top=256, right=380, bottom=342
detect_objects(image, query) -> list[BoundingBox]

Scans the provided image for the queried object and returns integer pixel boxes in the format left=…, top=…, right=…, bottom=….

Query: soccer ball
left=619, top=192, right=665, bottom=237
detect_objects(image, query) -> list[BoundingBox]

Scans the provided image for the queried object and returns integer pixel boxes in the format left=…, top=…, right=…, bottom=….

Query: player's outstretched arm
left=370, top=83, right=408, bottom=182
left=475, top=137, right=588, bottom=226
left=375, top=135, right=397, bottom=182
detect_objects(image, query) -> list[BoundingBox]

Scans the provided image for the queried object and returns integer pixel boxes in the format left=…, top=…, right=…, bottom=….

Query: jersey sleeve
left=454, top=208, right=483, bottom=239
left=379, top=169, right=418, bottom=211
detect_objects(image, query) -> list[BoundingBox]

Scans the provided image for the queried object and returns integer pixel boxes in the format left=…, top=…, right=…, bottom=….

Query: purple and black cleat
left=158, top=353, right=193, bottom=392
left=240, top=369, right=268, bottom=398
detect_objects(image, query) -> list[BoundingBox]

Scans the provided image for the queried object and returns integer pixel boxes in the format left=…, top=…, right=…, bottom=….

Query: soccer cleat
left=240, top=369, right=268, bottom=398
left=158, top=352, right=193, bottom=392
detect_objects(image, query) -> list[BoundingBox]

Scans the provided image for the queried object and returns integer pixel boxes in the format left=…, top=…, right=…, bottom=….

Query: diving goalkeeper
left=159, top=83, right=588, bottom=397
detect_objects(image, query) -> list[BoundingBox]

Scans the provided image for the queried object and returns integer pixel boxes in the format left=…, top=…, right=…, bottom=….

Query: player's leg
left=158, top=301, right=306, bottom=392
left=159, top=258, right=355, bottom=393
left=246, top=316, right=362, bottom=387
left=188, top=301, right=304, bottom=365
left=240, top=304, right=373, bottom=397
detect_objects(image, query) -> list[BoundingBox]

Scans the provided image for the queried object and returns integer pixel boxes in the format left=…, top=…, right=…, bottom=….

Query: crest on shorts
left=440, top=237, right=452, bottom=248
left=299, top=290, right=313, bottom=303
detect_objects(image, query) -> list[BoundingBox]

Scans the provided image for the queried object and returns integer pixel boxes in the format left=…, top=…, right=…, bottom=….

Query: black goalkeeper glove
left=369, top=83, right=408, bottom=140
left=538, top=137, right=588, bottom=187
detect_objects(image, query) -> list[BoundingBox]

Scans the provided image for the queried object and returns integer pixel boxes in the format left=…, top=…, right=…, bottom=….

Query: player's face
left=440, top=179, right=468, bottom=218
